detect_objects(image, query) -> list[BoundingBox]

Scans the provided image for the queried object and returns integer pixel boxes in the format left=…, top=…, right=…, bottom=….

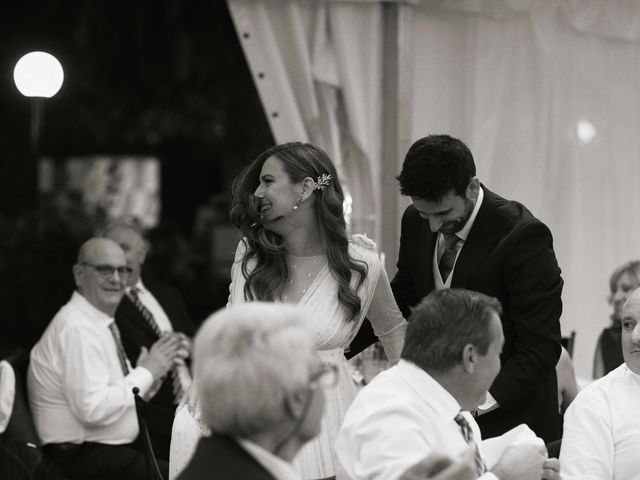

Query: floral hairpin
left=312, top=173, right=332, bottom=191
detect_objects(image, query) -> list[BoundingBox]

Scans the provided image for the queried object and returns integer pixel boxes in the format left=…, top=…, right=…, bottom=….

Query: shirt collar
left=455, top=185, right=484, bottom=242
left=395, top=360, right=462, bottom=422
left=624, top=364, right=640, bottom=386
left=126, top=279, right=146, bottom=296
left=70, top=290, right=114, bottom=327
left=237, top=438, right=302, bottom=480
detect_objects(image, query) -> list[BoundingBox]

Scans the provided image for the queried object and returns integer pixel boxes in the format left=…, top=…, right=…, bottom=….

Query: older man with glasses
left=27, top=237, right=186, bottom=480
left=173, top=302, right=336, bottom=480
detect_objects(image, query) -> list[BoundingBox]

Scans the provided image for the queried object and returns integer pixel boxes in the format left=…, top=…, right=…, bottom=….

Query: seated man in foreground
left=175, top=302, right=332, bottom=479
left=27, top=237, right=185, bottom=480
left=336, top=289, right=560, bottom=480
left=560, top=285, right=640, bottom=479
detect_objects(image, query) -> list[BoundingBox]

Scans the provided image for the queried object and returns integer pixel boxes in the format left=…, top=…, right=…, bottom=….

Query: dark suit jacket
left=391, top=187, right=563, bottom=443
left=115, top=281, right=195, bottom=458
left=176, top=434, right=276, bottom=480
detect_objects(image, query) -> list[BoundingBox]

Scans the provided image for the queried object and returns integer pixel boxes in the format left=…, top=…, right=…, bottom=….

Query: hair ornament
left=312, top=173, right=332, bottom=191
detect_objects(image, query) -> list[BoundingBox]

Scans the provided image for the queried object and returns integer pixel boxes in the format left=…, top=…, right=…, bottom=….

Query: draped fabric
left=410, top=0, right=640, bottom=377
left=227, top=0, right=384, bottom=241
left=227, top=235, right=384, bottom=478
left=226, top=0, right=640, bottom=377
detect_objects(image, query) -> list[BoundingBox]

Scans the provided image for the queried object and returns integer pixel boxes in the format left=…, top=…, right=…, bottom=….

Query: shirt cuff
left=126, top=366, right=154, bottom=396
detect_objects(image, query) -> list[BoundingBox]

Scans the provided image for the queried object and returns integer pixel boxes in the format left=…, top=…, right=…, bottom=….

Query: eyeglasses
left=273, top=362, right=338, bottom=456
left=81, top=262, right=133, bottom=278
left=309, top=364, right=338, bottom=390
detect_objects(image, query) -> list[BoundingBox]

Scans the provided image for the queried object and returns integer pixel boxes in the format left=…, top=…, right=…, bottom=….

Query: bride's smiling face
left=253, top=155, right=302, bottom=230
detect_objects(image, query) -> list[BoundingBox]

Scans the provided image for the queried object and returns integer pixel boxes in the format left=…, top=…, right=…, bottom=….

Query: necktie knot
left=454, top=412, right=473, bottom=442
left=443, top=233, right=461, bottom=251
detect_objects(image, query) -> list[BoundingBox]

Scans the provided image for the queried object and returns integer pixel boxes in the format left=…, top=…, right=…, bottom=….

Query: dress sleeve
left=365, top=265, right=407, bottom=363
left=227, top=239, right=247, bottom=306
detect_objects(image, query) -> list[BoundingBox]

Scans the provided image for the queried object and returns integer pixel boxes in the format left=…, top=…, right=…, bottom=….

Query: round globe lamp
left=13, top=51, right=64, bottom=209
left=13, top=51, right=64, bottom=98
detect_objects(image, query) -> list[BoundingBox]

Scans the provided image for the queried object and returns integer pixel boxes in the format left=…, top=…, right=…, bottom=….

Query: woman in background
left=592, top=260, right=640, bottom=378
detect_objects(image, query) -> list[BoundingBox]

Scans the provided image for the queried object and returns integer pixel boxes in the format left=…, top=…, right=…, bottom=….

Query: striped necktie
left=129, top=287, right=162, bottom=336
left=439, top=233, right=462, bottom=281
left=454, top=412, right=486, bottom=476
left=128, top=287, right=188, bottom=404
left=108, top=322, right=130, bottom=376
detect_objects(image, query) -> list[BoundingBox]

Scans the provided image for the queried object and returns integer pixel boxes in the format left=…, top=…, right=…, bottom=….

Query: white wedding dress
left=169, top=234, right=406, bottom=479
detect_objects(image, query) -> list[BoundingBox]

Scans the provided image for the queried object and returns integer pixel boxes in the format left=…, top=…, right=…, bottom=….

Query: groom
left=390, top=134, right=564, bottom=444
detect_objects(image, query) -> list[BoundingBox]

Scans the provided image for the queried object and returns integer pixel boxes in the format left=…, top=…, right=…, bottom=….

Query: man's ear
left=466, top=177, right=480, bottom=202
left=72, top=264, right=83, bottom=289
left=283, top=389, right=307, bottom=420
left=461, top=344, right=476, bottom=374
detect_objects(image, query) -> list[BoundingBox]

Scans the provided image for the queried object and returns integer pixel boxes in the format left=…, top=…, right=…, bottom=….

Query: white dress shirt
left=0, top=360, right=15, bottom=434
left=239, top=439, right=302, bottom=480
left=560, top=363, right=640, bottom=479
left=335, top=360, right=498, bottom=480
left=27, top=291, right=153, bottom=445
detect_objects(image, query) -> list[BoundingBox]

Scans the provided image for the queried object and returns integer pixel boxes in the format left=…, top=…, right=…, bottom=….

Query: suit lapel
left=451, top=189, right=502, bottom=288
left=408, top=209, right=437, bottom=295
left=422, top=229, right=437, bottom=293
left=119, top=295, right=160, bottom=339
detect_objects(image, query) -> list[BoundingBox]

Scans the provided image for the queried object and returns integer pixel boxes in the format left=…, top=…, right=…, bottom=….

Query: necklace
left=282, top=254, right=326, bottom=302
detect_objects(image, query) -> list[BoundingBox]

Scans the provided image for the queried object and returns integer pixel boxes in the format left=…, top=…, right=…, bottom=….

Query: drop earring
left=293, top=192, right=303, bottom=211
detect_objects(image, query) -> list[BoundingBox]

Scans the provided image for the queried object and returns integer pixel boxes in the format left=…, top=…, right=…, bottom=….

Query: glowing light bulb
left=577, top=119, right=596, bottom=144
left=14, top=51, right=64, bottom=98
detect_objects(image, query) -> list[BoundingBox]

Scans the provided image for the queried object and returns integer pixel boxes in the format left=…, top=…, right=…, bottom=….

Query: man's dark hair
left=396, top=135, right=476, bottom=202
left=401, top=289, right=502, bottom=372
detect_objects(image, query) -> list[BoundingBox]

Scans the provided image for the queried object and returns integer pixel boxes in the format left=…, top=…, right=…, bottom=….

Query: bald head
left=73, top=237, right=129, bottom=315
left=620, top=287, right=640, bottom=374
left=102, top=222, right=147, bottom=287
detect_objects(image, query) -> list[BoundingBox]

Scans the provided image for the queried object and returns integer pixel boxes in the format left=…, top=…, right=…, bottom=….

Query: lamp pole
left=30, top=98, right=43, bottom=159
left=13, top=51, right=64, bottom=210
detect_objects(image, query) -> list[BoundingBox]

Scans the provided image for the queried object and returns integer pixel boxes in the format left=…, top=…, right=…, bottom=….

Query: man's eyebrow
left=418, top=207, right=452, bottom=216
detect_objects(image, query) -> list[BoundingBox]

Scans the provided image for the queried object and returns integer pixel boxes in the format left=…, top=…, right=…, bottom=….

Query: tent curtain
left=228, top=0, right=640, bottom=377
left=411, top=0, right=640, bottom=377
left=227, top=0, right=384, bottom=241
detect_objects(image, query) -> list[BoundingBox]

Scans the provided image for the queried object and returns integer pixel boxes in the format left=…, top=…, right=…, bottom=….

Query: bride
left=170, top=142, right=407, bottom=479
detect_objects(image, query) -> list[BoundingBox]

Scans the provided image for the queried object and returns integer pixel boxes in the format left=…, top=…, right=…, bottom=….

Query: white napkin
left=480, top=423, right=546, bottom=468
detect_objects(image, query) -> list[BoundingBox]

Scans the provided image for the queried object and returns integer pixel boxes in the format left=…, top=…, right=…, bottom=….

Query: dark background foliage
left=0, top=0, right=274, bottom=348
